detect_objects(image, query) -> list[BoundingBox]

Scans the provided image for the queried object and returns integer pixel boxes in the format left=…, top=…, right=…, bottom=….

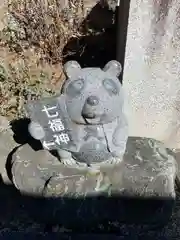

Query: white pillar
left=123, top=0, right=180, bottom=149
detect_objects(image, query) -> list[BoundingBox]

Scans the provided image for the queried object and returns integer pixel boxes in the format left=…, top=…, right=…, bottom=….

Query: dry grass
left=0, top=0, right=88, bottom=120
left=6, top=0, right=85, bottom=63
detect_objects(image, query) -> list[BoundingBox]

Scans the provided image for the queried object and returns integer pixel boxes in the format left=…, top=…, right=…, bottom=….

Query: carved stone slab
left=25, top=96, right=78, bottom=152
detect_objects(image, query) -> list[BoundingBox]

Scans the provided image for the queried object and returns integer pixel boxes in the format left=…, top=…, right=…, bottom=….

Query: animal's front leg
left=57, top=149, right=77, bottom=166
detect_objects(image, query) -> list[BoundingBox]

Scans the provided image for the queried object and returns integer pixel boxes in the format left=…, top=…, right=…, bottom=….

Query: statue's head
left=61, top=60, right=124, bottom=125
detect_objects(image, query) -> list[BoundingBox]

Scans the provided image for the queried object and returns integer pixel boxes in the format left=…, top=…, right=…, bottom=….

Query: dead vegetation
left=0, top=0, right=89, bottom=119
left=6, top=0, right=85, bottom=63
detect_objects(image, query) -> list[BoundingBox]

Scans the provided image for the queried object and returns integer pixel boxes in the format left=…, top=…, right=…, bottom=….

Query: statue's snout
left=86, top=96, right=99, bottom=106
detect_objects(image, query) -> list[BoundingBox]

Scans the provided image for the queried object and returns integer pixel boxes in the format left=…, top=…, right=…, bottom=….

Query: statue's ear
left=63, top=61, right=81, bottom=78
left=103, top=60, right=122, bottom=77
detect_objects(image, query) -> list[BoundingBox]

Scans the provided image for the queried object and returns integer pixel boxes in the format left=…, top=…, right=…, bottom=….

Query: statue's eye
left=66, top=78, right=85, bottom=97
left=103, top=78, right=119, bottom=95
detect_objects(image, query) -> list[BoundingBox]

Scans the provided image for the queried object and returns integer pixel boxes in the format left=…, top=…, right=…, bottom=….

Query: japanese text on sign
left=41, top=104, right=70, bottom=150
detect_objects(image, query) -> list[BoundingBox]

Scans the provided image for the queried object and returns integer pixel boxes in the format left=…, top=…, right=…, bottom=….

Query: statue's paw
left=61, top=157, right=78, bottom=166
left=99, top=155, right=123, bottom=166
left=28, top=121, right=45, bottom=140
left=57, top=149, right=78, bottom=166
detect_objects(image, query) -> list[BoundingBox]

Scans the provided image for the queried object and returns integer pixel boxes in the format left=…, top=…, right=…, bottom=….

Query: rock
left=11, top=137, right=176, bottom=198
left=11, top=137, right=176, bottom=229
left=172, top=150, right=180, bottom=189
left=11, top=144, right=62, bottom=195
left=0, top=116, right=18, bottom=184
left=119, top=137, right=176, bottom=197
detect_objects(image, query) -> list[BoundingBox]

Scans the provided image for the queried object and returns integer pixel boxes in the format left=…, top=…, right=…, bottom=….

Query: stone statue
left=0, top=0, right=177, bottom=233
left=10, top=61, right=176, bottom=230
left=28, top=60, right=128, bottom=167
left=7, top=1, right=178, bottom=230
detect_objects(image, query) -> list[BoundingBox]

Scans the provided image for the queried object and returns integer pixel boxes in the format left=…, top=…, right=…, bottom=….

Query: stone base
left=10, top=137, right=177, bottom=230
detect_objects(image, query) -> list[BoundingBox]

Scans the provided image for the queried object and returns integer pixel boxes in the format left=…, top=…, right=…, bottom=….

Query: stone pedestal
left=11, top=137, right=177, bottom=231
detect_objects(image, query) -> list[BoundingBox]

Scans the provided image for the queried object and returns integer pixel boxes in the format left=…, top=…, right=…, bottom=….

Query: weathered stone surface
left=172, top=150, right=180, bottom=187
left=0, top=132, right=17, bottom=184
left=113, top=0, right=180, bottom=152
left=11, top=137, right=176, bottom=198
left=11, top=144, right=61, bottom=195
left=0, top=117, right=175, bottom=231
left=10, top=137, right=176, bottom=229
left=0, top=116, right=18, bottom=184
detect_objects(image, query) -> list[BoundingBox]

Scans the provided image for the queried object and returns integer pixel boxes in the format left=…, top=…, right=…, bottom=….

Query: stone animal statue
left=28, top=60, right=128, bottom=167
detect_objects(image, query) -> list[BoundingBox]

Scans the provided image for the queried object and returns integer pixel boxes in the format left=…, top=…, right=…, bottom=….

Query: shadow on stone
left=0, top=180, right=175, bottom=236
left=62, top=3, right=116, bottom=68
left=6, top=146, right=20, bottom=182
left=10, top=118, right=43, bottom=151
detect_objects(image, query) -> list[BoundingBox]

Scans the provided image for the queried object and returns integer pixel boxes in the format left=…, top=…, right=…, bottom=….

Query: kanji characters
left=43, top=140, right=55, bottom=150
left=39, top=103, right=71, bottom=148
left=48, top=118, right=65, bottom=132
left=53, top=133, right=70, bottom=145
left=42, top=105, right=58, bottom=118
